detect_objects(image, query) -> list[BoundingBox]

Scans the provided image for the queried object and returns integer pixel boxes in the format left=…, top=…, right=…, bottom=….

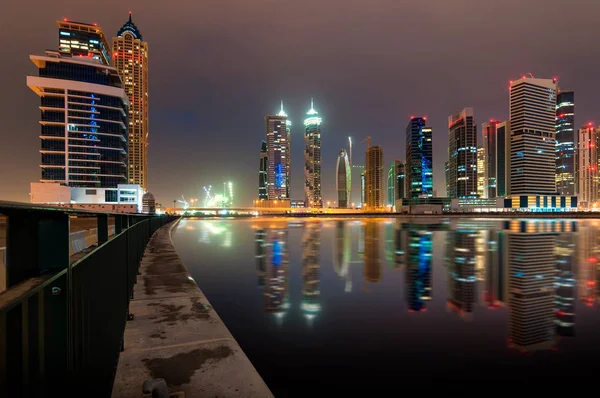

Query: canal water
left=172, top=217, right=600, bottom=394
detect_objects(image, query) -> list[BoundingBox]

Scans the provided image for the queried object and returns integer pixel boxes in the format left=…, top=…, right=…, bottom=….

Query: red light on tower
left=423, top=116, right=427, bottom=121
left=63, top=18, right=67, bottom=21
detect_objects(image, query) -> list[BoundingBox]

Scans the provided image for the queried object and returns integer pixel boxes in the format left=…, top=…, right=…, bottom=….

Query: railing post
left=115, top=214, right=125, bottom=234
left=97, top=214, right=108, bottom=245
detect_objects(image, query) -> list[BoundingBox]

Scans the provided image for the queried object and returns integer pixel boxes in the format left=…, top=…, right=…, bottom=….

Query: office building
left=477, top=147, right=486, bottom=198
left=496, top=121, right=510, bottom=197
left=482, top=121, right=500, bottom=198
left=577, top=125, right=599, bottom=207
left=387, top=160, right=404, bottom=207
left=336, top=149, right=351, bottom=208
left=360, top=171, right=365, bottom=207
left=509, top=77, right=557, bottom=195
left=406, top=117, right=433, bottom=198
left=113, top=13, right=149, bottom=190
left=304, top=99, right=322, bottom=208
left=556, top=91, right=575, bottom=195
left=28, top=48, right=128, bottom=195
left=258, top=140, right=268, bottom=200
left=365, top=145, right=384, bottom=210
left=447, top=108, right=478, bottom=198
left=57, top=19, right=111, bottom=65
left=265, top=103, right=291, bottom=200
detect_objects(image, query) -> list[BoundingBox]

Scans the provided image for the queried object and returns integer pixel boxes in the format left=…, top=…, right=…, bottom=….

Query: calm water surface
left=172, top=217, right=600, bottom=394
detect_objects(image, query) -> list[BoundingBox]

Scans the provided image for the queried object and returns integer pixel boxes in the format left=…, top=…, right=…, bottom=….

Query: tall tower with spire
left=112, top=12, right=149, bottom=190
left=304, top=99, right=323, bottom=208
left=264, top=102, right=291, bottom=200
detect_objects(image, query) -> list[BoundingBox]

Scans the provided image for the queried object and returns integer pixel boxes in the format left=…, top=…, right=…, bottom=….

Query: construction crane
left=361, top=136, right=371, bottom=149
left=177, top=195, right=189, bottom=210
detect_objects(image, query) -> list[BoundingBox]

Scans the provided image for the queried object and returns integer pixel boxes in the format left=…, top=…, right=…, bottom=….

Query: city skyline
left=3, top=1, right=600, bottom=205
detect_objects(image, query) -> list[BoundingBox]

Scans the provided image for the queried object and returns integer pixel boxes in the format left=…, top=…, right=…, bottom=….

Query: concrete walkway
left=112, top=220, right=272, bottom=397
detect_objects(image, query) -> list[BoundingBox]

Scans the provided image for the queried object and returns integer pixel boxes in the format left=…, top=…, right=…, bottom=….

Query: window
left=85, top=189, right=97, bottom=195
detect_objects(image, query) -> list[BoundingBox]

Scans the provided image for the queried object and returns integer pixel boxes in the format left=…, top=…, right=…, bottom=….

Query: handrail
left=0, top=200, right=151, bottom=217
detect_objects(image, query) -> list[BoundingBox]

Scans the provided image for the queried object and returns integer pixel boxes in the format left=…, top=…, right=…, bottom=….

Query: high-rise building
left=365, top=145, right=384, bottom=210
left=28, top=44, right=128, bottom=193
left=577, top=124, right=599, bottom=207
left=57, top=19, right=111, bottom=65
left=360, top=171, right=365, bottom=207
left=447, top=108, right=478, bottom=198
left=477, top=147, right=486, bottom=198
left=336, top=149, right=351, bottom=208
left=496, top=121, right=510, bottom=197
left=387, top=160, right=405, bottom=207
left=444, top=161, right=450, bottom=196
left=258, top=140, right=268, bottom=200
left=304, top=99, right=322, bottom=208
left=406, top=117, right=433, bottom=198
left=113, top=13, right=149, bottom=190
left=509, top=77, right=558, bottom=195
left=265, top=103, right=291, bottom=200
left=556, top=91, right=575, bottom=195
left=482, top=121, right=500, bottom=198
left=395, top=161, right=405, bottom=201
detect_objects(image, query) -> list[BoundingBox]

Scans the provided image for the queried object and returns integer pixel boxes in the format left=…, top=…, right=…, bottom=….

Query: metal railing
left=0, top=201, right=177, bottom=396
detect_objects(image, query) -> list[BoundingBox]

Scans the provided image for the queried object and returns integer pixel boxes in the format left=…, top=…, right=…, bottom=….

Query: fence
left=0, top=202, right=176, bottom=396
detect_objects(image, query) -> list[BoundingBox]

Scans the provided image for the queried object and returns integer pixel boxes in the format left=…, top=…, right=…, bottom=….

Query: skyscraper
left=447, top=108, right=477, bottom=198
left=577, top=124, right=599, bottom=207
left=477, top=147, right=486, bottom=198
left=28, top=23, right=128, bottom=193
left=395, top=161, right=406, bottom=201
left=304, top=99, right=322, bottom=208
left=387, top=160, right=404, bottom=207
left=406, top=117, right=433, bottom=198
left=482, top=121, right=500, bottom=198
left=509, top=77, right=558, bottom=195
left=57, top=19, right=111, bottom=65
left=360, top=171, right=365, bottom=207
left=258, top=140, right=268, bottom=200
left=265, top=103, right=291, bottom=200
left=496, top=121, right=510, bottom=197
left=113, top=13, right=149, bottom=190
left=365, top=145, right=384, bottom=210
left=556, top=91, right=575, bottom=195
left=336, top=149, right=351, bottom=208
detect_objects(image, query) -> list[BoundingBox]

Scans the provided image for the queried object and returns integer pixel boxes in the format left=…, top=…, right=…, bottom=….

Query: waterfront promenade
left=112, top=220, right=272, bottom=397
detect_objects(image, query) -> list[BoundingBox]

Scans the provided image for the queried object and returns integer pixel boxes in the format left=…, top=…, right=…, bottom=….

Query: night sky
left=1, top=0, right=598, bottom=206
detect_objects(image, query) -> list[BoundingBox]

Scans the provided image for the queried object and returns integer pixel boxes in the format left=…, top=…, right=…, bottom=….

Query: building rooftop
left=116, top=12, right=143, bottom=40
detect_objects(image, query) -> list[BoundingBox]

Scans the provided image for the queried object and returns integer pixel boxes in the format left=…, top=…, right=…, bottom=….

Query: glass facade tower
left=304, top=99, right=322, bottom=208
left=447, top=108, right=478, bottom=198
left=57, top=20, right=111, bottom=66
left=406, top=117, right=433, bottom=198
left=259, top=140, right=268, bottom=200
left=265, top=103, right=291, bottom=200
left=336, top=149, right=351, bottom=208
left=555, top=91, right=575, bottom=195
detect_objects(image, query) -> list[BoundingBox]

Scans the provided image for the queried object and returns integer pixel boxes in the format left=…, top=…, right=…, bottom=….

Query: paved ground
left=112, top=220, right=272, bottom=398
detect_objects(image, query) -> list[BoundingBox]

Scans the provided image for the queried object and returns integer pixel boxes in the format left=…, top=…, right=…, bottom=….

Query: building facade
left=336, top=149, right=351, bottom=208
left=387, top=160, right=404, bottom=207
left=406, top=117, right=433, bottom=198
left=482, top=121, right=500, bottom=198
left=496, top=121, right=510, bottom=197
left=477, top=147, right=486, bottom=198
left=360, top=171, right=365, bottom=207
left=577, top=125, right=599, bottom=207
left=57, top=20, right=111, bottom=65
left=304, top=100, right=322, bottom=208
left=555, top=91, right=575, bottom=195
left=447, top=108, right=478, bottom=198
left=113, top=13, right=149, bottom=190
left=509, top=77, right=557, bottom=195
left=265, top=104, right=291, bottom=200
left=365, top=145, right=384, bottom=210
left=27, top=51, right=128, bottom=196
left=259, top=140, right=268, bottom=200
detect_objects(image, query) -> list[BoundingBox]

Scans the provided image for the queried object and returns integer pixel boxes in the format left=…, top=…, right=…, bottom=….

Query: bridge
left=164, top=206, right=367, bottom=216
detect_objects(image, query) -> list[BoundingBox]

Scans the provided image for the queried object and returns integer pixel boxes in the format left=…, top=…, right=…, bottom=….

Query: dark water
left=172, top=217, right=600, bottom=394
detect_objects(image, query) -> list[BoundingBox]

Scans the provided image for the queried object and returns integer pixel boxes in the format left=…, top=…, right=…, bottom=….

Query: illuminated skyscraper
left=113, top=13, right=149, bottom=189
left=365, top=145, right=384, bottom=210
left=304, top=99, right=322, bottom=208
left=28, top=22, right=128, bottom=191
left=447, top=108, right=478, bottom=198
left=301, top=222, right=321, bottom=323
left=509, top=77, right=558, bottom=195
left=496, top=121, right=510, bottom=197
left=258, top=141, right=268, bottom=200
left=387, top=160, right=404, bottom=207
left=477, top=147, right=486, bottom=198
left=57, top=19, right=111, bottom=65
left=577, top=125, right=599, bottom=207
left=336, top=149, right=351, bottom=208
left=482, top=121, right=501, bottom=198
left=507, top=221, right=556, bottom=351
left=555, top=91, right=575, bottom=195
left=265, top=103, right=291, bottom=200
left=360, top=171, right=365, bottom=206
left=446, top=230, right=477, bottom=320
left=406, top=117, right=433, bottom=198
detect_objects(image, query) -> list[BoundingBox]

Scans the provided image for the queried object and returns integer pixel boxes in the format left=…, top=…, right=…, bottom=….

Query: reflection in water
left=446, top=229, right=477, bottom=320
left=264, top=229, right=289, bottom=320
left=556, top=232, right=576, bottom=336
left=255, top=228, right=267, bottom=287
left=579, top=224, right=599, bottom=306
left=333, top=221, right=352, bottom=292
left=199, top=221, right=232, bottom=247
left=405, top=227, right=432, bottom=312
left=364, top=221, right=381, bottom=285
left=302, top=222, right=321, bottom=324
